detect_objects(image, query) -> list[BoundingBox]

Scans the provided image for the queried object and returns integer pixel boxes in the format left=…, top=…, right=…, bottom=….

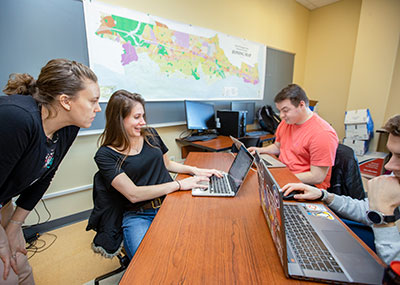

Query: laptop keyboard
left=210, top=175, right=230, bottom=194
left=284, top=204, right=343, bottom=273
left=262, top=159, right=272, bottom=167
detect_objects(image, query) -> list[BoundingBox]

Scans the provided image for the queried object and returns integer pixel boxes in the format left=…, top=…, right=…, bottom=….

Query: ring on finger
left=12, top=254, right=16, bottom=259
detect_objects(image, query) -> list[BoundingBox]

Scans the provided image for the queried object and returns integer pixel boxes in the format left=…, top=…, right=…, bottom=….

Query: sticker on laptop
left=302, top=203, right=335, bottom=220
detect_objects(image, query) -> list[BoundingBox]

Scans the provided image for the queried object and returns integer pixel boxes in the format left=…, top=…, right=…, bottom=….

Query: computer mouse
left=282, top=190, right=302, bottom=200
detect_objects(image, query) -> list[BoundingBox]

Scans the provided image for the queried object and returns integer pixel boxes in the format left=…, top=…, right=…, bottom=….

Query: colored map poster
left=83, top=1, right=266, bottom=102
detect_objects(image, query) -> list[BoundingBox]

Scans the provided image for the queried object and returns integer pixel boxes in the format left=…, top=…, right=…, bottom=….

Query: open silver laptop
left=192, top=145, right=254, bottom=197
left=254, top=150, right=384, bottom=284
left=230, top=136, right=285, bottom=168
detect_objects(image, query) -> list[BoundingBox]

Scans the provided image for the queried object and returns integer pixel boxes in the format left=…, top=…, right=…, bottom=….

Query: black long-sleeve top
left=0, top=95, right=79, bottom=210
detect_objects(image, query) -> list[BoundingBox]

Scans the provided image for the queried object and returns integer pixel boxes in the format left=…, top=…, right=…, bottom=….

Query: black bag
left=257, top=105, right=281, bottom=134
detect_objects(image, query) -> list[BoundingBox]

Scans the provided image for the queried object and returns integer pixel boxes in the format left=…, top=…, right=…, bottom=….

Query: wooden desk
left=176, top=134, right=274, bottom=159
left=120, top=152, right=318, bottom=284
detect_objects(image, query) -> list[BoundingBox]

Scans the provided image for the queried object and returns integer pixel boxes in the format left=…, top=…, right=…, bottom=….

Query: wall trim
left=78, top=121, right=186, bottom=136
left=43, top=184, right=93, bottom=200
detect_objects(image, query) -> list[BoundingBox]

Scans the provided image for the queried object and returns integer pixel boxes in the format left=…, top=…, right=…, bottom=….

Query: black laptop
left=192, top=145, right=254, bottom=197
left=254, top=150, right=385, bottom=284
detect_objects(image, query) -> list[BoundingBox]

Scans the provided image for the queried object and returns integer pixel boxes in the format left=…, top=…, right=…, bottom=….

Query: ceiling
left=296, top=0, right=340, bottom=10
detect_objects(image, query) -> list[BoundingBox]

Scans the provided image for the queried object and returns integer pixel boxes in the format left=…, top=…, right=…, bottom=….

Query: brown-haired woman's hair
left=383, top=115, right=400, bottom=137
left=3, top=58, right=97, bottom=116
left=99, top=90, right=154, bottom=155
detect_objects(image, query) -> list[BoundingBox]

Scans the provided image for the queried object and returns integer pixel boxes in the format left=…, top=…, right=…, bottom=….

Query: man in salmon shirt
left=249, top=84, right=338, bottom=189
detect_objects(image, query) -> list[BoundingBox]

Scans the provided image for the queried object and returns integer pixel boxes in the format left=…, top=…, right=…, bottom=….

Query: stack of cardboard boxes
left=342, top=109, right=389, bottom=179
left=343, top=109, right=374, bottom=156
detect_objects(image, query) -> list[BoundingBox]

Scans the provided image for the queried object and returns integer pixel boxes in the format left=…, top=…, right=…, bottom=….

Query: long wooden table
left=119, top=152, right=380, bottom=284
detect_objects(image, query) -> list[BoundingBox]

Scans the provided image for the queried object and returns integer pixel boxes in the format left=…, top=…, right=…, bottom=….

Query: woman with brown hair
left=91, top=90, right=221, bottom=260
left=0, top=58, right=101, bottom=284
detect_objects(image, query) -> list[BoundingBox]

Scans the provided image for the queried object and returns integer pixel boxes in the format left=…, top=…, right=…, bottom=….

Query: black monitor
left=231, top=101, right=255, bottom=124
left=184, top=100, right=216, bottom=131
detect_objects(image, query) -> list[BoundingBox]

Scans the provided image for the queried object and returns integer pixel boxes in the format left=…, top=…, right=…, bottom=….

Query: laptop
left=254, top=151, right=385, bottom=284
left=192, top=145, right=254, bottom=197
left=230, top=136, right=285, bottom=168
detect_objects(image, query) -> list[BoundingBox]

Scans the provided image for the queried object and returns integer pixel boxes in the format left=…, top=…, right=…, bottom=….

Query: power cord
left=23, top=199, right=56, bottom=256
left=22, top=199, right=52, bottom=229
left=41, top=199, right=52, bottom=223
left=26, top=232, right=57, bottom=260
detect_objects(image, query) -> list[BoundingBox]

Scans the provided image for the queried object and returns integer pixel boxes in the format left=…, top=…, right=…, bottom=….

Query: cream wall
left=26, top=0, right=311, bottom=223
left=302, top=0, right=362, bottom=138
left=303, top=0, right=400, bottom=146
left=384, top=36, right=400, bottom=122
left=346, top=0, right=400, bottom=150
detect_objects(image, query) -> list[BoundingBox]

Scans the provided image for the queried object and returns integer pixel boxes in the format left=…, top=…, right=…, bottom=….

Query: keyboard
left=246, top=130, right=269, bottom=136
left=184, top=134, right=218, bottom=142
left=284, top=204, right=343, bottom=273
left=210, top=175, right=230, bottom=194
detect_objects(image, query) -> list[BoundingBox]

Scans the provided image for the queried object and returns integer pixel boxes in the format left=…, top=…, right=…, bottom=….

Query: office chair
left=94, top=249, right=130, bottom=285
left=327, top=144, right=366, bottom=199
left=327, top=144, right=375, bottom=251
left=231, top=137, right=261, bottom=153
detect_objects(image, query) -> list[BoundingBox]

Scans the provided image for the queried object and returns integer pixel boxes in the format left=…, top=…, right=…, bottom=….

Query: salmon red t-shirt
left=275, top=113, right=338, bottom=189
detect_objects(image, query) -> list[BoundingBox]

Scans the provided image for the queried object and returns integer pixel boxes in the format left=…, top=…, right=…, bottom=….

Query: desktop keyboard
left=184, top=134, right=218, bottom=142
left=284, top=204, right=343, bottom=273
left=246, top=130, right=269, bottom=136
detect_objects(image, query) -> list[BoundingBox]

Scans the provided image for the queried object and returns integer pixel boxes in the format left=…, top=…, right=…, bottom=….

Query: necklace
left=46, top=133, right=59, bottom=146
left=130, top=136, right=143, bottom=155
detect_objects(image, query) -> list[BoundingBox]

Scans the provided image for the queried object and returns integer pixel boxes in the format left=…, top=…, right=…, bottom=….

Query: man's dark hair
left=383, top=115, right=400, bottom=137
left=274, top=84, right=309, bottom=107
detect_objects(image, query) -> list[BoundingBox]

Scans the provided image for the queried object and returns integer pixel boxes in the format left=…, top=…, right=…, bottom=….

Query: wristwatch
left=366, top=207, right=400, bottom=225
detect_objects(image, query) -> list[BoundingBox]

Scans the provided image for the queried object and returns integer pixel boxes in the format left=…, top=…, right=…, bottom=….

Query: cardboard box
left=343, top=138, right=369, bottom=156
left=344, top=109, right=374, bottom=140
left=357, top=152, right=388, bottom=179
left=345, top=124, right=370, bottom=140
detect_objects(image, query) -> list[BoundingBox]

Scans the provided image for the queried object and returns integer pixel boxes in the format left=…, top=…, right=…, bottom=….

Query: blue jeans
left=122, top=208, right=159, bottom=260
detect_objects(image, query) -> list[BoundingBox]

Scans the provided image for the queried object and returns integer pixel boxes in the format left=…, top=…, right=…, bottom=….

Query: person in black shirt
left=0, top=59, right=101, bottom=284
left=92, top=90, right=221, bottom=260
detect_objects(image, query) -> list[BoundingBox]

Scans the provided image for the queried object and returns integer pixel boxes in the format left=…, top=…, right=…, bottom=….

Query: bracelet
left=176, top=180, right=181, bottom=190
left=9, top=220, right=24, bottom=226
left=316, top=189, right=326, bottom=201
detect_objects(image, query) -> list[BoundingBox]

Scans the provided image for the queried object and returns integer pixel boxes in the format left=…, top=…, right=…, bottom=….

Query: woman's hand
left=5, top=222, right=27, bottom=258
left=192, top=167, right=223, bottom=178
left=0, top=225, right=17, bottom=280
left=177, top=176, right=210, bottom=191
left=281, top=183, right=322, bottom=200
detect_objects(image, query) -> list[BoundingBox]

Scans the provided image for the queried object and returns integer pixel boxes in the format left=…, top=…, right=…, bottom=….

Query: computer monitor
left=184, top=100, right=216, bottom=131
left=231, top=101, right=255, bottom=124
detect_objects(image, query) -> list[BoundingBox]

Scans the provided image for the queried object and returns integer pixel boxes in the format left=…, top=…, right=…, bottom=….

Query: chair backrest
left=87, top=172, right=125, bottom=257
left=328, top=144, right=366, bottom=199
left=231, top=137, right=261, bottom=153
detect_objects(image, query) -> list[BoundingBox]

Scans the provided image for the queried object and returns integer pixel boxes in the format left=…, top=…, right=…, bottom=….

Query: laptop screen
left=228, top=146, right=254, bottom=193
left=254, top=151, right=288, bottom=272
